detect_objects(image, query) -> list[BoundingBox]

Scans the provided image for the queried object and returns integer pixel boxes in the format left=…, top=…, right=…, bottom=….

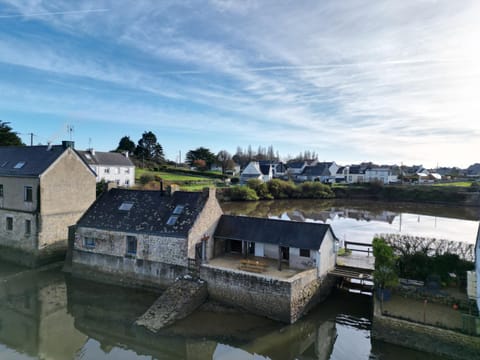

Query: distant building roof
left=348, top=165, right=366, bottom=175
left=301, top=164, right=330, bottom=177
left=77, top=188, right=209, bottom=237
left=0, top=145, right=68, bottom=177
left=287, top=161, right=306, bottom=169
left=78, top=150, right=134, bottom=167
left=259, top=163, right=271, bottom=176
left=214, top=215, right=336, bottom=250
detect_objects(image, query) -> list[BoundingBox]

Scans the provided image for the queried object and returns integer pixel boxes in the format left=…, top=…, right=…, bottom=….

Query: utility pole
left=28, top=133, right=34, bottom=146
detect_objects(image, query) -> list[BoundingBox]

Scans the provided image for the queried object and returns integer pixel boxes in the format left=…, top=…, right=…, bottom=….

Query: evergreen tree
left=116, top=136, right=136, bottom=154
left=0, top=121, right=24, bottom=146
left=134, top=131, right=165, bottom=163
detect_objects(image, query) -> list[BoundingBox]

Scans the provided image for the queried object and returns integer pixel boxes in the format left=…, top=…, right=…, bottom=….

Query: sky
left=0, top=0, right=479, bottom=168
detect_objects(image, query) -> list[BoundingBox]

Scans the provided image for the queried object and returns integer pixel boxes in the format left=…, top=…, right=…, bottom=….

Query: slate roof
left=287, top=161, right=306, bottom=169
left=301, top=164, right=330, bottom=177
left=0, top=145, right=67, bottom=177
left=78, top=150, right=134, bottom=167
left=77, top=188, right=209, bottom=237
left=259, top=163, right=271, bottom=176
left=348, top=165, right=366, bottom=175
left=214, top=215, right=336, bottom=250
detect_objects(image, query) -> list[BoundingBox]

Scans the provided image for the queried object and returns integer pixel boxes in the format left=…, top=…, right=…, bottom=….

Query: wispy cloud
left=0, top=0, right=479, bottom=166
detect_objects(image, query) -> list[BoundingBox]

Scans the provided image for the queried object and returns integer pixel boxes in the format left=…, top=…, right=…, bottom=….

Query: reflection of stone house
left=78, top=149, right=135, bottom=187
left=0, top=142, right=96, bottom=266
left=71, top=187, right=222, bottom=288
left=214, top=215, right=337, bottom=273
left=0, top=270, right=87, bottom=359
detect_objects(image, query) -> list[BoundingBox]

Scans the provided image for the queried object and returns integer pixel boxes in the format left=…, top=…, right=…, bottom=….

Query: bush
left=227, top=186, right=259, bottom=201
left=139, top=174, right=154, bottom=185
left=372, top=237, right=399, bottom=289
left=230, top=177, right=239, bottom=185
left=297, top=182, right=335, bottom=199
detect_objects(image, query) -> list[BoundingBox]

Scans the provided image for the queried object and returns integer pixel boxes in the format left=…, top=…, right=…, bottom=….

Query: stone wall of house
left=75, top=228, right=189, bottom=267
left=0, top=209, right=37, bottom=251
left=72, top=250, right=187, bottom=289
left=0, top=176, right=39, bottom=212
left=40, top=148, right=96, bottom=246
left=372, top=298, right=480, bottom=360
left=187, top=188, right=223, bottom=261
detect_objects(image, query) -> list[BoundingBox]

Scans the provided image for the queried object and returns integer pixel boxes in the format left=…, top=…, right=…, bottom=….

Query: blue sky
left=0, top=1, right=479, bottom=168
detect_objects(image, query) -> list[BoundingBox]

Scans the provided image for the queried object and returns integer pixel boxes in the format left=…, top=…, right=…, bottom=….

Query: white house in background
left=345, top=165, right=366, bottom=184
left=297, top=162, right=339, bottom=183
left=78, top=149, right=135, bottom=187
left=240, top=161, right=272, bottom=184
left=365, top=168, right=393, bottom=184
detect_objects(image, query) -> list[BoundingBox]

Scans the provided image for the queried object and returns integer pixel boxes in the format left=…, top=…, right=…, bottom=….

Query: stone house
left=213, top=215, right=338, bottom=275
left=78, top=149, right=135, bottom=187
left=70, top=187, right=223, bottom=288
left=0, top=142, right=96, bottom=266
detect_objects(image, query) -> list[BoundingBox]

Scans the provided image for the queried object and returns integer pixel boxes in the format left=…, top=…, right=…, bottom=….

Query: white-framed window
left=125, top=179, right=130, bottom=186
left=24, top=186, right=33, bottom=202
left=0, top=184, right=3, bottom=197
left=104, top=168, right=110, bottom=174
left=125, top=168, right=130, bottom=174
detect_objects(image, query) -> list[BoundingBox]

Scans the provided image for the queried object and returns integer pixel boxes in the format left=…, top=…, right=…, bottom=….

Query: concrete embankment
left=135, top=278, right=208, bottom=332
left=372, top=297, right=480, bottom=360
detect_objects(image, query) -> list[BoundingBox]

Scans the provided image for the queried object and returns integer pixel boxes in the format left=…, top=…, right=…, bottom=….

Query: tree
left=0, top=121, right=23, bottom=146
left=216, top=150, right=233, bottom=174
left=134, top=131, right=165, bottom=163
left=116, top=136, right=135, bottom=154
left=186, top=147, right=216, bottom=170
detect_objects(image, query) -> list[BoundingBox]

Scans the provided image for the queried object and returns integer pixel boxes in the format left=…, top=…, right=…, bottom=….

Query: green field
left=432, top=181, right=473, bottom=187
left=135, top=168, right=218, bottom=191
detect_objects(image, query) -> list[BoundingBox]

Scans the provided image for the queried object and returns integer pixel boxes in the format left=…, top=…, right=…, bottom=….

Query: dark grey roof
left=259, top=164, right=271, bottom=176
left=214, top=215, right=335, bottom=250
left=348, top=165, right=366, bottom=175
left=0, top=145, right=67, bottom=177
left=287, top=161, right=306, bottom=169
left=78, top=150, right=134, bottom=167
left=77, top=188, right=209, bottom=237
left=301, top=164, right=330, bottom=177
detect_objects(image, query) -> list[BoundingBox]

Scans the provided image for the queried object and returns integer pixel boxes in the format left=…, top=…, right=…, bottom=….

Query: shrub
left=139, top=174, right=154, bottom=185
left=227, top=186, right=259, bottom=201
left=372, top=237, right=399, bottom=289
left=230, top=177, right=239, bottom=185
left=297, top=182, right=335, bottom=199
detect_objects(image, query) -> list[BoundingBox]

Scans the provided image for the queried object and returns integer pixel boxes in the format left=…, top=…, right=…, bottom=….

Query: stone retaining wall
left=200, top=265, right=334, bottom=323
left=372, top=297, right=480, bottom=360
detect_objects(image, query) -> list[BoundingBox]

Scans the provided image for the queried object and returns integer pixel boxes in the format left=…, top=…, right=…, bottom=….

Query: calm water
left=1, top=200, right=475, bottom=360
left=222, top=199, right=480, bottom=245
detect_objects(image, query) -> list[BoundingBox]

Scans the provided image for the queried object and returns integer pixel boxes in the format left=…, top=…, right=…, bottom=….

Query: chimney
left=124, top=151, right=129, bottom=158
left=90, top=148, right=95, bottom=156
left=62, top=140, right=75, bottom=149
left=167, top=184, right=180, bottom=196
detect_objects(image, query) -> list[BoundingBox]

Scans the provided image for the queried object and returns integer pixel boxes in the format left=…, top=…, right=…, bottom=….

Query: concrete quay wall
left=372, top=298, right=480, bottom=360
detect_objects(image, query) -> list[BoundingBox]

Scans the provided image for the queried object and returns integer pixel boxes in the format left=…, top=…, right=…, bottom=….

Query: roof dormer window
left=14, top=161, right=26, bottom=169
left=166, top=215, right=178, bottom=226
left=173, top=205, right=184, bottom=215
left=118, top=202, right=134, bottom=211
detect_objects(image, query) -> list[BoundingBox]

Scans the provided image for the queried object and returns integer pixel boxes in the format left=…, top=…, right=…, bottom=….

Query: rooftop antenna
left=88, top=137, right=92, bottom=150
left=67, top=124, right=75, bottom=141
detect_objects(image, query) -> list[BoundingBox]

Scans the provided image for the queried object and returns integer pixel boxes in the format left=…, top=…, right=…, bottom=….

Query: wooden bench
left=238, top=259, right=267, bottom=273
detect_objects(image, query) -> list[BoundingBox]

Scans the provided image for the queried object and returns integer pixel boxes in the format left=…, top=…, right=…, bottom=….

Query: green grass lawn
left=136, top=168, right=212, bottom=182
left=432, top=181, right=473, bottom=187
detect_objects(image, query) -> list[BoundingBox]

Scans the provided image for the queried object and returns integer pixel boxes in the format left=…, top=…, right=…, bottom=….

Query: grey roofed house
left=77, top=188, right=209, bottom=237
left=0, top=145, right=82, bottom=177
left=301, top=163, right=331, bottom=177
left=214, top=214, right=335, bottom=250
left=78, top=150, right=134, bottom=167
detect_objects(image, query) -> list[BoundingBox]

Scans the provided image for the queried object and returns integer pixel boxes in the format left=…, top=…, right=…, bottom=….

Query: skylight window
left=166, top=215, right=178, bottom=226
left=14, top=161, right=26, bottom=169
left=173, top=205, right=184, bottom=215
left=0, top=161, right=8, bottom=168
left=118, top=202, right=134, bottom=211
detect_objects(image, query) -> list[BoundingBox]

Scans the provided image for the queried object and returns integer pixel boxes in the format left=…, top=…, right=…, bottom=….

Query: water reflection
left=0, top=262, right=454, bottom=359
left=222, top=199, right=480, bottom=245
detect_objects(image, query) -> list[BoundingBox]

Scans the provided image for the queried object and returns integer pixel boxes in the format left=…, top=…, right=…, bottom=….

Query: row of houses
left=238, top=160, right=447, bottom=185
left=0, top=142, right=340, bottom=323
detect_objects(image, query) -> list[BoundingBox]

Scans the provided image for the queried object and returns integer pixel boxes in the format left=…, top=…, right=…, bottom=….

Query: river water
left=1, top=200, right=476, bottom=360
